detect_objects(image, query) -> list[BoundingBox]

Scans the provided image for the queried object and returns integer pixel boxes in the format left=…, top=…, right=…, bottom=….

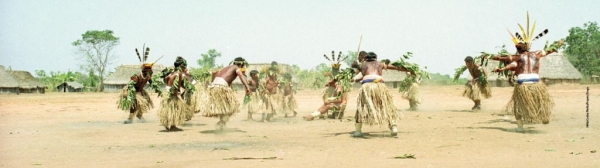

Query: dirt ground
left=1, top=84, right=599, bottom=168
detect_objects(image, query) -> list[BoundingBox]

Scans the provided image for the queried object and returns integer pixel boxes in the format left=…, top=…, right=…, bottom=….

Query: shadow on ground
left=324, top=131, right=399, bottom=139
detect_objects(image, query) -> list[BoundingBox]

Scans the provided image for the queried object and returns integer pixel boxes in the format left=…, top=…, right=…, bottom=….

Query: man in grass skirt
left=158, top=56, right=196, bottom=131
left=491, top=12, right=560, bottom=132
left=461, top=56, right=491, bottom=111
left=202, top=57, right=251, bottom=131
left=243, top=70, right=264, bottom=121
left=118, top=47, right=163, bottom=124
left=259, top=63, right=282, bottom=122
left=351, top=52, right=413, bottom=137
left=280, top=72, right=298, bottom=117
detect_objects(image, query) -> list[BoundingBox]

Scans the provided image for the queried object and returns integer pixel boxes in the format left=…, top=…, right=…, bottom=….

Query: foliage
left=564, top=21, right=600, bottom=78
left=476, top=45, right=513, bottom=81
left=117, top=81, right=136, bottom=110
left=390, top=52, right=431, bottom=92
left=34, top=69, right=98, bottom=92
left=72, top=30, right=120, bottom=92
left=191, top=49, right=224, bottom=84
left=197, top=49, right=222, bottom=69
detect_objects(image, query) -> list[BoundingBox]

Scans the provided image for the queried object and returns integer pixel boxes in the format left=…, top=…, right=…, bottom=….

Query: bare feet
left=303, top=115, right=314, bottom=121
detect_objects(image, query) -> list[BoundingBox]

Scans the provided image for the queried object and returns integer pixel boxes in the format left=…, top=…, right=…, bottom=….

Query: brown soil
left=1, top=85, right=599, bottom=167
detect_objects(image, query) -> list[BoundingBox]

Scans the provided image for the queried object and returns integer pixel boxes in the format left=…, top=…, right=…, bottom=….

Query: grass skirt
left=463, top=81, right=492, bottom=100
left=201, top=85, right=240, bottom=118
left=263, top=93, right=281, bottom=115
left=280, top=95, right=298, bottom=115
left=117, top=90, right=153, bottom=116
left=356, top=83, right=400, bottom=126
left=190, top=83, right=208, bottom=114
left=243, top=91, right=265, bottom=114
left=402, top=83, right=421, bottom=104
left=502, top=82, right=554, bottom=124
left=157, top=92, right=192, bottom=127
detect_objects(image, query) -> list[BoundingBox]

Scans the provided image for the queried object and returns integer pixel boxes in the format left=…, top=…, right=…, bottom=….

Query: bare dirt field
left=1, top=85, right=599, bottom=168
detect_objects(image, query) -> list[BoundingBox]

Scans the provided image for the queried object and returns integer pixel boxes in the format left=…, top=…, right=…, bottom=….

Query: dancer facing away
left=202, top=57, right=251, bottom=131
left=491, top=12, right=559, bottom=132
left=118, top=47, right=162, bottom=124
left=462, top=56, right=491, bottom=111
left=158, top=56, right=196, bottom=131
left=351, top=52, right=412, bottom=137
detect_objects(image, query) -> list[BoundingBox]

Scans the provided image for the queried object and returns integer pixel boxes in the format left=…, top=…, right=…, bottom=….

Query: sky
left=1, top=0, right=598, bottom=77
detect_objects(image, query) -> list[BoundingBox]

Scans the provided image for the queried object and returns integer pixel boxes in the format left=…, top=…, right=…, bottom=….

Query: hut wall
left=0, top=88, right=20, bottom=95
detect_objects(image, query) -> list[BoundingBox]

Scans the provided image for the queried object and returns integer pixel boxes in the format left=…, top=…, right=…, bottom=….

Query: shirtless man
left=158, top=56, right=196, bottom=131
left=352, top=52, right=411, bottom=137
left=281, top=73, right=298, bottom=117
left=201, top=57, right=251, bottom=131
left=244, top=70, right=263, bottom=120
left=260, top=66, right=280, bottom=122
left=304, top=78, right=348, bottom=120
left=463, top=56, right=491, bottom=111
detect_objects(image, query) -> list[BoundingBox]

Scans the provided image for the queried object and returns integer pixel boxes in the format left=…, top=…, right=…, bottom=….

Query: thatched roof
left=104, top=64, right=165, bottom=85
left=0, top=65, right=20, bottom=88
left=232, top=63, right=298, bottom=84
left=539, top=53, right=583, bottom=79
left=8, top=71, right=45, bottom=89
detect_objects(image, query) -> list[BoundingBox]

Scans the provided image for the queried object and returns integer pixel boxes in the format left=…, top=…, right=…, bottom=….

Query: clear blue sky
left=1, top=0, right=597, bottom=77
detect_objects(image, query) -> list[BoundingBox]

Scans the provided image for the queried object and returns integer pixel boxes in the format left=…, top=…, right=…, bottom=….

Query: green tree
left=197, top=49, right=222, bottom=69
left=189, top=49, right=224, bottom=84
left=72, top=30, right=120, bottom=92
left=564, top=21, right=600, bottom=78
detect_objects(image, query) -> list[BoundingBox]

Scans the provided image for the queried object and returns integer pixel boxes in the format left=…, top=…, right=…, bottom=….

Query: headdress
left=135, top=44, right=163, bottom=70
left=507, top=12, right=548, bottom=51
left=174, top=56, right=187, bottom=68
left=323, top=51, right=348, bottom=77
left=230, top=57, right=249, bottom=74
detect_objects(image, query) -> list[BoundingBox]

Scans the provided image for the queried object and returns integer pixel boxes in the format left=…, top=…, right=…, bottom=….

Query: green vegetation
left=71, top=30, right=120, bottom=92
left=563, top=21, right=600, bottom=80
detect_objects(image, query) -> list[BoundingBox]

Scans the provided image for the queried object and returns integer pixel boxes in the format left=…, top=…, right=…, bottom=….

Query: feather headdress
left=508, top=12, right=549, bottom=51
left=323, top=51, right=348, bottom=69
left=136, top=44, right=163, bottom=69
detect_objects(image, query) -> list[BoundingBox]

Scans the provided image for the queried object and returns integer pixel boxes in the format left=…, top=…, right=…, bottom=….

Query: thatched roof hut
left=0, top=65, right=20, bottom=94
left=8, top=70, right=46, bottom=94
left=539, top=53, right=582, bottom=85
left=231, top=63, right=298, bottom=89
left=57, top=82, right=83, bottom=92
left=103, top=64, right=165, bottom=92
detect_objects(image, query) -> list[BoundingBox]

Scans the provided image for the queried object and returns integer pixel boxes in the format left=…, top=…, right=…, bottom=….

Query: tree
left=197, top=49, right=222, bottom=69
left=564, top=21, right=600, bottom=78
left=189, top=49, right=223, bottom=84
left=72, top=30, right=120, bottom=92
